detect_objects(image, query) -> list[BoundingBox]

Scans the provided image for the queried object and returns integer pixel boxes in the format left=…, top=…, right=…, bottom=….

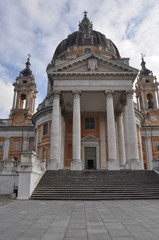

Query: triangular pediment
left=48, top=53, right=138, bottom=75
left=81, top=134, right=100, bottom=142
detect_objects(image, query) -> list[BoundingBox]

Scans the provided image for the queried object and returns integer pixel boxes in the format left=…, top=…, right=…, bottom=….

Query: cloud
left=0, top=0, right=159, bottom=118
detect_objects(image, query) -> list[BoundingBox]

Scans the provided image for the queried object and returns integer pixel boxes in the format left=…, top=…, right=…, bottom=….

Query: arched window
left=43, top=123, right=48, bottom=135
left=84, top=48, right=91, bottom=53
left=147, top=93, right=154, bottom=108
left=20, top=94, right=26, bottom=109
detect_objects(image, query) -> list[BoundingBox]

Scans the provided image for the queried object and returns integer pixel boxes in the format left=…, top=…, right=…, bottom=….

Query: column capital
left=105, top=90, right=114, bottom=98
left=72, top=90, right=81, bottom=99
left=126, top=89, right=135, bottom=99
left=52, top=90, right=61, bottom=99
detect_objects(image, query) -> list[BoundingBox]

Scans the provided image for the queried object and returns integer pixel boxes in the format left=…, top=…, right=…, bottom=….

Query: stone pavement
left=0, top=200, right=159, bottom=240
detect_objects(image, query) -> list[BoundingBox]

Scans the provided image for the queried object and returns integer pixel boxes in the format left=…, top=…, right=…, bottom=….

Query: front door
left=85, top=147, right=96, bottom=169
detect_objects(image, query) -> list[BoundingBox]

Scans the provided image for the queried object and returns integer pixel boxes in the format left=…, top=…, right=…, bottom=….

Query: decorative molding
left=0, top=126, right=34, bottom=131
left=47, top=52, right=139, bottom=74
left=72, top=90, right=81, bottom=99
left=105, top=90, right=114, bottom=98
left=32, top=106, right=52, bottom=124
left=126, top=89, right=134, bottom=99
left=51, top=71, right=137, bottom=77
left=88, top=58, right=98, bottom=71
left=52, top=90, right=61, bottom=99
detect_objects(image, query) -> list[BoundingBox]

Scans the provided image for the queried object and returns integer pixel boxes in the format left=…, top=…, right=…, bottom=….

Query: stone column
left=146, top=136, right=153, bottom=170
left=100, top=115, right=107, bottom=169
left=117, top=112, right=126, bottom=169
left=123, top=102, right=131, bottom=169
left=105, top=90, right=119, bottom=170
left=12, top=89, right=16, bottom=109
left=126, top=90, right=142, bottom=169
left=49, top=90, right=61, bottom=170
left=3, top=136, right=10, bottom=161
left=28, top=90, right=32, bottom=110
left=141, top=88, right=145, bottom=110
left=71, top=90, right=82, bottom=170
left=35, top=128, right=39, bottom=154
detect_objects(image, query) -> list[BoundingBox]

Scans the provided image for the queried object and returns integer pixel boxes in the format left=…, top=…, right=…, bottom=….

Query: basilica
left=0, top=13, right=159, bottom=174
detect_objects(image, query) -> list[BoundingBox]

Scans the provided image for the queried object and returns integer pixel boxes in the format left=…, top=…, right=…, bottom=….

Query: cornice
left=135, top=108, right=144, bottom=124
left=32, top=106, right=52, bottom=124
left=50, top=71, right=137, bottom=77
left=0, top=126, right=35, bottom=131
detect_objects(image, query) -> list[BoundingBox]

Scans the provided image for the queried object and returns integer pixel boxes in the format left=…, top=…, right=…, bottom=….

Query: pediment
left=48, top=53, right=138, bottom=75
left=81, top=134, right=100, bottom=142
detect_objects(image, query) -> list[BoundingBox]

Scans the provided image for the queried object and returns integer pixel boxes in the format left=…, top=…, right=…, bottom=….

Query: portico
left=47, top=87, right=143, bottom=170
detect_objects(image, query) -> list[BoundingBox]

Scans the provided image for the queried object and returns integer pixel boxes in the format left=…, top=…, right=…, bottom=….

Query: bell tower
left=136, top=55, right=159, bottom=124
left=8, top=55, right=38, bottom=126
left=136, top=55, right=158, bottom=112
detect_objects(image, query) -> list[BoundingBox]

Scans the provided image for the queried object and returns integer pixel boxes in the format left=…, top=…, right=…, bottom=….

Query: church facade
left=0, top=13, right=159, bottom=172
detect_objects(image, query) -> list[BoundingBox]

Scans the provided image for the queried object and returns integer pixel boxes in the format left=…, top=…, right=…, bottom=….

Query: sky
left=0, top=0, right=159, bottom=118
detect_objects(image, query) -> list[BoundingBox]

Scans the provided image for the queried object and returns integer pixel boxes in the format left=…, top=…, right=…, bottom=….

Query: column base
left=125, top=162, right=131, bottom=169
left=48, top=159, right=60, bottom=170
left=131, top=160, right=143, bottom=170
left=108, top=160, right=120, bottom=170
left=71, top=159, right=82, bottom=170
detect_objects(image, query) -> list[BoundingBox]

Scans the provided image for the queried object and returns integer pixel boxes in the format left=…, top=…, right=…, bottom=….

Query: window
left=145, top=79, right=150, bottom=83
left=14, top=141, right=19, bottom=151
left=142, top=141, right=146, bottom=151
left=85, top=118, right=95, bottom=129
left=0, top=142, right=3, bottom=151
left=147, top=93, right=154, bottom=108
left=43, top=123, right=48, bottom=135
left=20, top=94, right=26, bottom=109
left=156, top=141, right=159, bottom=151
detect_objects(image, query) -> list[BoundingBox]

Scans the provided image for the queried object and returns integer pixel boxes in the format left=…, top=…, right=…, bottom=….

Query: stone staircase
left=30, top=170, right=159, bottom=200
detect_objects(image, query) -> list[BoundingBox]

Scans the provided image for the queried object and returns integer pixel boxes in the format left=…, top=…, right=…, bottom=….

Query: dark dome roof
left=53, top=13, right=121, bottom=61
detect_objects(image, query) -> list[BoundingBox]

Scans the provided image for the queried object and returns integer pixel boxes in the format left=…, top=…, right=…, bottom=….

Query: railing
left=152, top=158, right=159, bottom=170
left=0, top=119, right=8, bottom=126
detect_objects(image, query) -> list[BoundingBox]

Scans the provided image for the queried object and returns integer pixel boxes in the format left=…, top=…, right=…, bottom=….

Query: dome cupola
left=52, top=12, right=121, bottom=62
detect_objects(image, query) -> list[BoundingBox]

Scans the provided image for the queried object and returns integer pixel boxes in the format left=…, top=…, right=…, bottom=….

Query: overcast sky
left=0, top=0, right=159, bottom=118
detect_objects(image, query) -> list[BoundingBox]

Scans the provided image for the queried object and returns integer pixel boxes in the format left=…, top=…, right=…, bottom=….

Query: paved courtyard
left=0, top=199, right=159, bottom=240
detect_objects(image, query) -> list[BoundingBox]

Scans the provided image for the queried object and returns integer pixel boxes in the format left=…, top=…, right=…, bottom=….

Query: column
left=122, top=102, right=131, bottom=169
left=126, top=90, right=142, bottom=169
left=28, top=90, right=32, bottom=110
left=49, top=90, right=61, bottom=170
left=100, top=115, right=107, bottom=169
left=117, top=112, right=126, bottom=169
left=3, top=136, right=10, bottom=161
left=141, top=88, right=145, bottom=110
left=105, top=90, right=119, bottom=170
left=146, top=136, right=153, bottom=170
left=35, top=128, right=39, bottom=154
left=71, top=90, right=82, bottom=170
left=12, top=89, right=16, bottom=109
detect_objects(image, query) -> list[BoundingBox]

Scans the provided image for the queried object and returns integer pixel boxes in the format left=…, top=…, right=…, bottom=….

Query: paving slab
left=0, top=199, right=159, bottom=239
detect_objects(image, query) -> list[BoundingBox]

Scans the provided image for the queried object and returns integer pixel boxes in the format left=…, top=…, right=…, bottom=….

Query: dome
left=52, top=12, right=121, bottom=61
